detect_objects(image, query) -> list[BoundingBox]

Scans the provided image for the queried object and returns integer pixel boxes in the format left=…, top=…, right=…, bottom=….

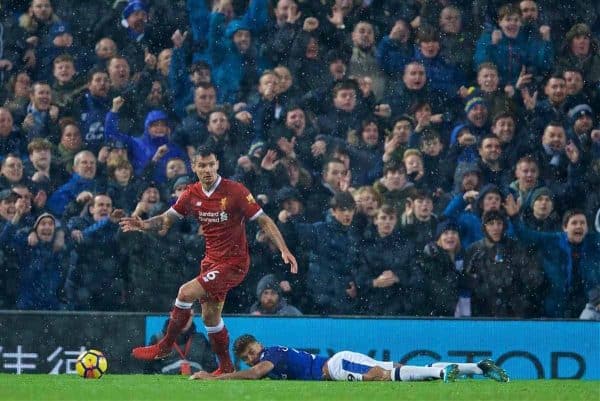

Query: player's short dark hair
left=562, top=209, right=587, bottom=227
left=194, top=145, right=217, bottom=160
left=233, top=334, right=258, bottom=357
left=330, top=191, right=356, bottom=210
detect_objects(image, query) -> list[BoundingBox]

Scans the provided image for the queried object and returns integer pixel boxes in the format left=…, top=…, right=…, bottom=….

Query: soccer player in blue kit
left=189, top=334, right=509, bottom=383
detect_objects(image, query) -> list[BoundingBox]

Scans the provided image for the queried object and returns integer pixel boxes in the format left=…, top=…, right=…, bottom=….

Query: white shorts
left=326, top=351, right=394, bottom=381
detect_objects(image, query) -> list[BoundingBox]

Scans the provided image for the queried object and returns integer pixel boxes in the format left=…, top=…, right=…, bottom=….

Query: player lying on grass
left=189, top=334, right=510, bottom=383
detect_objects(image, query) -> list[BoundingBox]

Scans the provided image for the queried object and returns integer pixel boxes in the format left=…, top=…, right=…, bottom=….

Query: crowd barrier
left=1, top=311, right=598, bottom=379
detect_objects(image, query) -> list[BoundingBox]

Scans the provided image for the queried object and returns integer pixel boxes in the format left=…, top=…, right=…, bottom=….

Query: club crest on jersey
left=220, top=197, right=228, bottom=210
left=220, top=211, right=228, bottom=222
left=246, top=194, right=256, bottom=204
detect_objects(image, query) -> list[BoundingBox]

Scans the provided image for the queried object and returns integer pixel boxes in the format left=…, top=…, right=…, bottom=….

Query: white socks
left=431, top=362, right=483, bottom=375
left=391, top=366, right=443, bottom=381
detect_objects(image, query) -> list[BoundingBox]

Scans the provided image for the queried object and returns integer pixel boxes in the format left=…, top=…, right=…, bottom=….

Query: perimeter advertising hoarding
left=146, top=316, right=599, bottom=380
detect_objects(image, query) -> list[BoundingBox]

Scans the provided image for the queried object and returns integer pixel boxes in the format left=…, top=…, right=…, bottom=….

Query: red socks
left=157, top=306, right=191, bottom=350
left=208, top=325, right=234, bottom=372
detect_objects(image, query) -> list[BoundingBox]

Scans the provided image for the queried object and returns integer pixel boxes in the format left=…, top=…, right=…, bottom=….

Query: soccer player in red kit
left=120, top=146, right=298, bottom=374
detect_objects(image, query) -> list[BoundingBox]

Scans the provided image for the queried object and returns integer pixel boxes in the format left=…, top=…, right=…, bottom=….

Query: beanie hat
left=172, top=175, right=192, bottom=191
left=122, top=0, right=147, bottom=20
left=435, top=219, right=459, bottom=239
left=464, top=96, right=486, bottom=114
left=568, top=104, right=593, bottom=120
left=256, top=274, right=281, bottom=299
left=33, top=213, right=56, bottom=231
left=530, top=187, right=553, bottom=204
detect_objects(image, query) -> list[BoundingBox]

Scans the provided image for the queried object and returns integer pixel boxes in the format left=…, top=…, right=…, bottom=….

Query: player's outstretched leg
left=477, top=359, right=510, bottom=382
left=206, top=318, right=235, bottom=375
left=390, top=365, right=450, bottom=382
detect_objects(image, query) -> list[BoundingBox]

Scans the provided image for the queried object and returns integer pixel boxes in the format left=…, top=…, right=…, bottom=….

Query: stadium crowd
left=0, top=0, right=599, bottom=319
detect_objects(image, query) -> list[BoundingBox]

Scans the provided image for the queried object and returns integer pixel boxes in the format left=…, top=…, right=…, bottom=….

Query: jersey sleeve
left=261, top=347, right=285, bottom=366
left=172, top=187, right=193, bottom=216
left=236, top=183, right=263, bottom=221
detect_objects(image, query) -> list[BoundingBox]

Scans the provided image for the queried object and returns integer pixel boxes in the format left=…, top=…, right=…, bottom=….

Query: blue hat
left=122, top=0, right=148, bottom=20
left=50, top=21, right=70, bottom=38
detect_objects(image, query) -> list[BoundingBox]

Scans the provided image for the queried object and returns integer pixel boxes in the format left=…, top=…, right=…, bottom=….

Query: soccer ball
left=75, top=349, right=108, bottom=379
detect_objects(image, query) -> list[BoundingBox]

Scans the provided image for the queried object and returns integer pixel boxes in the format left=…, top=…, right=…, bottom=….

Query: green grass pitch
left=1, top=374, right=599, bottom=401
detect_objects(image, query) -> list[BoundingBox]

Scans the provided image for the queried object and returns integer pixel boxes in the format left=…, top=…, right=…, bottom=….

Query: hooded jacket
left=104, top=109, right=188, bottom=183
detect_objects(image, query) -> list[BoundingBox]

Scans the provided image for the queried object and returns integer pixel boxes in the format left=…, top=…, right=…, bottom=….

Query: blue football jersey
left=259, top=346, right=328, bottom=380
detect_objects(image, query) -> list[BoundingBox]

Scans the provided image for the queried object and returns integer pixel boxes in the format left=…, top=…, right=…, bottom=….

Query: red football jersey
left=170, top=176, right=263, bottom=262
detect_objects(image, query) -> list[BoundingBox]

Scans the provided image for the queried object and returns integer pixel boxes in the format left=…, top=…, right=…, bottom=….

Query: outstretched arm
left=119, top=209, right=180, bottom=233
left=256, top=213, right=298, bottom=273
left=190, top=361, right=274, bottom=380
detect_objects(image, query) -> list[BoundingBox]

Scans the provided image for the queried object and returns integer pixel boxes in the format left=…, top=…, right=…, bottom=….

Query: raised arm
left=119, top=208, right=180, bottom=233
left=256, top=213, right=298, bottom=273
left=190, top=361, right=274, bottom=380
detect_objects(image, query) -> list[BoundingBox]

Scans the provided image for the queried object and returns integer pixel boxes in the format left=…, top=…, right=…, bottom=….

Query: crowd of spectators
left=0, top=0, right=599, bottom=319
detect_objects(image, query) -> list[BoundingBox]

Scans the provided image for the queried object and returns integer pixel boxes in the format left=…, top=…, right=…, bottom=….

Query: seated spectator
left=579, top=287, right=600, bottom=320
left=143, top=309, right=218, bottom=374
left=249, top=274, right=302, bottom=316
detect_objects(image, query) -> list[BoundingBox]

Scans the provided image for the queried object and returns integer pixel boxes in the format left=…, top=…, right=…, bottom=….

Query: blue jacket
left=208, top=5, right=270, bottom=104
left=47, top=173, right=101, bottom=217
left=0, top=223, right=67, bottom=310
left=415, top=48, right=466, bottom=99
left=376, top=36, right=413, bottom=79
left=104, top=110, right=188, bottom=183
left=511, top=218, right=600, bottom=317
left=168, top=46, right=194, bottom=119
left=474, top=29, right=553, bottom=85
